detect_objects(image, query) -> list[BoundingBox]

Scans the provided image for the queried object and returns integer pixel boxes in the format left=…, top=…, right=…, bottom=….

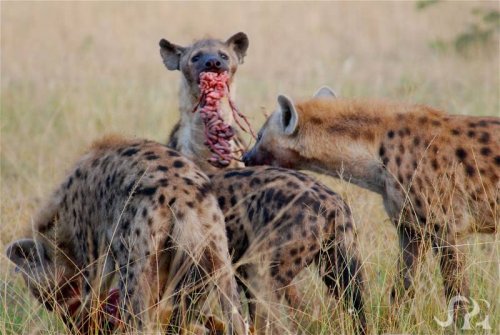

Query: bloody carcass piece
left=194, top=71, right=255, bottom=168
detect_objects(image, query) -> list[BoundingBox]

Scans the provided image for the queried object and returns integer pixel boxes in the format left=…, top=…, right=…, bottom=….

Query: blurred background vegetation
left=418, top=0, right=499, bottom=56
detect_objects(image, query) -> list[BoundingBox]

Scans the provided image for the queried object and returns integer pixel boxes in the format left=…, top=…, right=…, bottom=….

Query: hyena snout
left=241, top=150, right=262, bottom=166
left=199, top=54, right=229, bottom=74
left=242, top=147, right=277, bottom=167
left=241, top=151, right=252, bottom=165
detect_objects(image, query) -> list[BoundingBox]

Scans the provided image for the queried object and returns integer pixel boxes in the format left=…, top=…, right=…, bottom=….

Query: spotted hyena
left=160, top=35, right=366, bottom=333
left=243, top=87, right=499, bottom=321
left=6, top=136, right=247, bottom=334
left=161, top=32, right=248, bottom=172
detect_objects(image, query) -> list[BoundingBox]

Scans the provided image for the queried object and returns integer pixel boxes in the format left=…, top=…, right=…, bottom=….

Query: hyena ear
left=226, top=32, right=249, bottom=64
left=5, top=239, right=45, bottom=271
left=313, top=86, right=337, bottom=99
left=277, top=95, right=298, bottom=135
left=159, top=38, right=186, bottom=71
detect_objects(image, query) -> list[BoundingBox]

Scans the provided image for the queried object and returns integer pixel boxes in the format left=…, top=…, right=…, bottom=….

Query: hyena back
left=6, top=136, right=246, bottom=334
left=159, top=36, right=367, bottom=333
left=243, top=88, right=499, bottom=321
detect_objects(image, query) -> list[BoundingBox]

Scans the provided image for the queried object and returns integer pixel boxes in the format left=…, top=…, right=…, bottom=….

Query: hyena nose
left=204, top=58, right=222, bottom=70
left=242, top=151, right=252, bottom=166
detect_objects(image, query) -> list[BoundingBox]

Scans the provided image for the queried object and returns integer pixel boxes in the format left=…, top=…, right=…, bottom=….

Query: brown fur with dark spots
left=244, top=93, right=499, bottom=322
left=160, top=36, right=367, bottom=333
left=6, top=136, right=246, bottom=334
left=209, top=166, right=366, bottom=334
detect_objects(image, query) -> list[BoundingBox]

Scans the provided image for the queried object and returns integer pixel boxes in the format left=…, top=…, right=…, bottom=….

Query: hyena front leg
left=390, top=224, right=429, bottom=303
left=384, top=199, right=428, bottom=303
left=75, top=240, right=118, bottom=334
left=236, top=272, right=257, bottom=321
left=113, top=236, right=148, bottom=331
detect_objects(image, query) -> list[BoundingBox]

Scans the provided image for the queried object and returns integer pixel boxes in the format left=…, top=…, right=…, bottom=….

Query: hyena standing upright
left=6, top=136, right=247, bottom=335
left=160, top=34, right=367, bottom=333
left=243, top=88, right=499, bottom=322
left=161, top=32, right=248, bottom=172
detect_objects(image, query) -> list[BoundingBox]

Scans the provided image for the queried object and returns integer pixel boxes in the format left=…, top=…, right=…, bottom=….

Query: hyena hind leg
left=199, top=246, right=247, bottom=335
left=165, top=264, right=206, bottom=335
left=436, top=233, right=470, bottom=323
left=165, top=245, right=246, bottom=335
left=75, top=252, right=117, bottom=334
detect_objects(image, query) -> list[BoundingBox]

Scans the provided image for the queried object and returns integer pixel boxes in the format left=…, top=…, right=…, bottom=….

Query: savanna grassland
left=1, top=2, right=499, bottom=334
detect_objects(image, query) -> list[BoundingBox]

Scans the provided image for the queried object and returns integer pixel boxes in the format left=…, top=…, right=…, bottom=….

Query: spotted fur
left=244, top=90, right=499, bottom=321
left=209, top=166, right=366, bottom=333
left=6, top=136, right=246, bottom=334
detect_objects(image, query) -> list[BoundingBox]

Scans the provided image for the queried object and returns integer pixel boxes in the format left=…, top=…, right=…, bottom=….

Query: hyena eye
left=191, top=54, right=201, bottom=62
left=219, top=52, right=229, bottom=60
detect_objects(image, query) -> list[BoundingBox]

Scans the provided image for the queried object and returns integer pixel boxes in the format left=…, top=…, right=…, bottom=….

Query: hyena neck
left=306, top=154, right=387, bottom=194
left=302, top=118, right=394, bottom=194
left=168, top=76, right=243, bottom=172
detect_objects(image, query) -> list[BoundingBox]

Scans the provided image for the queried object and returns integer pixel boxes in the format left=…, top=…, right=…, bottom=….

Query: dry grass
left=1, top=2, right=499, bottom=334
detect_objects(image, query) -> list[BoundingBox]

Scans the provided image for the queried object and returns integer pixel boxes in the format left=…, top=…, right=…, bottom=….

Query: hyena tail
left=321, top=234, right=367, bottom=335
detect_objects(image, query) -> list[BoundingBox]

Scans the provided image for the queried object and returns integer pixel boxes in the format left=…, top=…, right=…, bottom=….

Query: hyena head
left=6, top=237, right=80, bottom=315
left=243, top=86, right=337, bottom=168
left=159, top=32, right=249, bottom=95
